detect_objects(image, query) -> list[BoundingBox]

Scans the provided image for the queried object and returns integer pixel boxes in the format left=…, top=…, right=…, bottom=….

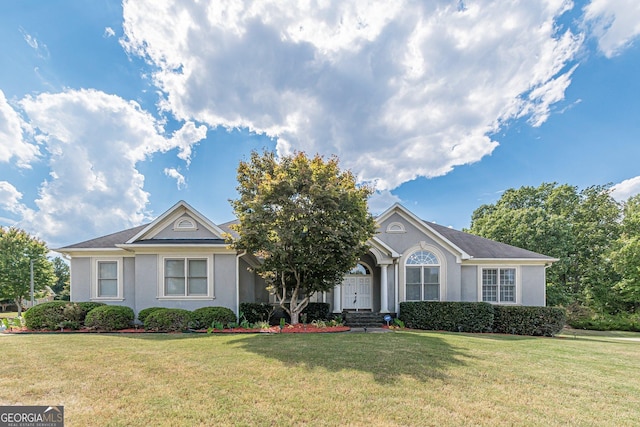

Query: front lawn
left=0, top=311, right=18, bottom=319
left=1, top=330, right=638, bottom=426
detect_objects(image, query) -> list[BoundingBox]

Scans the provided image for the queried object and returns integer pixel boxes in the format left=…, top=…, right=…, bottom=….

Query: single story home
left=56, top=200, right=556, bottom=317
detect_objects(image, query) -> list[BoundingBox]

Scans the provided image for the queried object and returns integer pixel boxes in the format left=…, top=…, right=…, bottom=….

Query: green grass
left=1, top=330, right=639, bottom=426
left=0, top=311, right=18, bottom=319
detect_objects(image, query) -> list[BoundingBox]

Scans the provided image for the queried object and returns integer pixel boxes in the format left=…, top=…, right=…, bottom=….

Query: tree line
left=467, top=182, right=639, bottom=316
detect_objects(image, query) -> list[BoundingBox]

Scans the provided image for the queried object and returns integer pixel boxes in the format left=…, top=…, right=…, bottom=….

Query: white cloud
left=16, top=89, right=206, bottom=245
left=164, top=167, right=186, bottom=189
left=0, top=181, right=26, bottom=213
left=611, top=176, right=640, bottom=202
left=0, top=90, right=39, bottom=168
left=20, top=28, right=50, bottom=59
left=104, top=27, right=116, bottom=38
left=583, top=0, right=640, bottom=57
left=368, top=190, right=402, bottom=215
left=121, top=0, right=584, bottom=191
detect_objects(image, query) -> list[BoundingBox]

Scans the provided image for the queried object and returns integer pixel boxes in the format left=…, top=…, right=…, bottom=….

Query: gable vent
left=174, top=216, right=197, bottom=231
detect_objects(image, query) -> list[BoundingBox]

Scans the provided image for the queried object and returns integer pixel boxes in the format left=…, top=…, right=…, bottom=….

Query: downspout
left=236, top=251, right=246, bottom=318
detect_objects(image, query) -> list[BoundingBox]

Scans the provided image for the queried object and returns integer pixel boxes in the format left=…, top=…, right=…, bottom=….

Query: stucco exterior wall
left=70, top=257, right=90, bottom=302
left=520, top=265, right=546, bottom=306
left=460, top=265, right=478, bottom=302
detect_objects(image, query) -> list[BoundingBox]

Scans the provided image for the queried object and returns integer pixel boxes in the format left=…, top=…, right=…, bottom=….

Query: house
left=55, top=201, right=556, bottom=318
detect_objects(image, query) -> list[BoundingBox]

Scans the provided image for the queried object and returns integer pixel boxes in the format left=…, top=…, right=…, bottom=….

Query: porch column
left=380, top=264, right=389, bottom=313
left=333, top=284, right=342, bottom=313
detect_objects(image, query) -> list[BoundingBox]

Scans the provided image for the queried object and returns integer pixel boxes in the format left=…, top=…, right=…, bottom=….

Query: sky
left=1, top=0, right=639, bottom=250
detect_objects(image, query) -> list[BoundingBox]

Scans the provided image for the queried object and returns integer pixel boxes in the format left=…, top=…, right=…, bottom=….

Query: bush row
left=24, top=301, right=106, bottom=330
left=399, top=301, right=566, bottom=336
left=24, top=302, right=239, bottom=332
left=568, top=312, right=640, bottom=332
left=142, top=306, right=237, bottom=332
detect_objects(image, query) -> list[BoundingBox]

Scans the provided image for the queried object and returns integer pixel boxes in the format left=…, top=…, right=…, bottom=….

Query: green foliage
left=467, top=183, right=622, bottom=311
left=50, top=256, right=70, bottom=300
left=24, top=301, right=66, bottom=330
left=610, top=195, right=640, bottom=309
left=393, top=318, right=405, bottom=328
left=144, top=308, right=194, bottom=332
left=229, top=151, right=377, bottom=324
left=85, top=306, right=134, bottom=331
left=567, top=307, right=640, bottom=332
left=399, top=302, right=565, bottom=336
left=239, top=302, right=274, bottom=323
left=302, top=302, right=330, bottom=322
left=192, top=306, right=237, bottom=329
left=0, top=227, right=57, bottom=315
left=23, top=301, right=105, bottom=330
left=492, top=305, right=566, bottom=336
left=399, top=301, right=495, bottom=333
left=137, top=307, right=166, bottom=323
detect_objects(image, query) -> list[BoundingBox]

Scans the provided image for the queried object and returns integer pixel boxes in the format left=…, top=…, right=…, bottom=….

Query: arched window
left=406, top=250, right=440, bottom=301
left=348, top=263, right=370, bottom=275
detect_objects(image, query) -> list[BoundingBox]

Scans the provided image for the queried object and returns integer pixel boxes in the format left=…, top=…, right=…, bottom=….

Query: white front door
left=342, top=275, right=372, bottom=310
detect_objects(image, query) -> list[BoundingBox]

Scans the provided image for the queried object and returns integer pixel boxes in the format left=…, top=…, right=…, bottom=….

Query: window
left=164, top=258, right=208, bottom=297
left=93, top=258, right=122, bottom=300
left=97, top=261, right=118, bottom=297
left=348, top=263, right=370, bottom=275
left=482, top=268, right=516, bottom=303
left=406, top=250, right=440, bottom=301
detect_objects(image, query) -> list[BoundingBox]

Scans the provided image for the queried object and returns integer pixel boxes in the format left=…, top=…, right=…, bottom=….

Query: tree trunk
left=15, top=297, right=22, bottom=317
left=290, top=310, right=299, bottom=325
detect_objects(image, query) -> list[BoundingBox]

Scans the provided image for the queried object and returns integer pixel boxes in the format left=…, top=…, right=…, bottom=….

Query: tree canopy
left=467, top=183, right=623, bottom=311
left=229, top=151, right=377, bottom=324
left=0, top=227, right=56, bottom=315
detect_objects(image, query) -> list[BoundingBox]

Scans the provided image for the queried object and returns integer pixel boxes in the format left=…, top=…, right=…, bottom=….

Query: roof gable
left=126, top=200, right=225, bottom=243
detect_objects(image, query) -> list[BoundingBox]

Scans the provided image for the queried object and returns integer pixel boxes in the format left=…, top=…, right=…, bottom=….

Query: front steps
left=343, top=312, right=394, bottom=328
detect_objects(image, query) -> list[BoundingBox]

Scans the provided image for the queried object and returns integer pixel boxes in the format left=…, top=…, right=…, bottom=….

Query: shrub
left=137, top=307, right=166, bottom=324
left=24, top=301, right=106, bottom=330
left=239, top=302, right=274, bottom=324
left=192, top=306, right=237, bottom=329
left=492, top=305, right=566, bottom=336
left=24, top=301, right=67, bottom=330
left=568, top=312, right=640, bottom=332
left=399, top=301, right=494, bottom=333
left=85, top=306, right=134, bottom=331
left=302, top=302, right=330, bottom=322
left=144, top=308, right=194, bottom=332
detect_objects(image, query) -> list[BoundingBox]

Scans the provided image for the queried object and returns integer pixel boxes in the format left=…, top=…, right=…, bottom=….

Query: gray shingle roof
left=425, top=221, right=554, bottom=260
left=59, top=224, right=149, bottom=249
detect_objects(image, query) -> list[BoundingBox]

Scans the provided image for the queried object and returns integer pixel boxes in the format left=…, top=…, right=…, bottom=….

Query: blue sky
left=1, top=0, right=639, bottom=249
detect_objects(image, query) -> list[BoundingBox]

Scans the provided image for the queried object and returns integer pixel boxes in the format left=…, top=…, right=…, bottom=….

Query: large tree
left=229, top=151, right=377, bottom=324
left=610, top=195, right=640, bottom=310
left=0, top=227, right=56, bottom=316
left=467, top=183, right=621, bottom=309
left=50, top=256, right=70, bottom=301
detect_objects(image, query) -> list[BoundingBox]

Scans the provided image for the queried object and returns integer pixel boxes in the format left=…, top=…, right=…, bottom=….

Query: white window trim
left=401, top=244, right=447, bottom=302
left=91, top=257, right=124, bottom=301
left=386, top=221, right=406, bottom=233
left=158, top=254, right=215, bottom=300
left=477, top=266, right=521, bottom=305
left=173, top=216, right=198, bottom=231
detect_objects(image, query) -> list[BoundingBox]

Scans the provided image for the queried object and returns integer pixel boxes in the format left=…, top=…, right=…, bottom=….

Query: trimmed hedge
left=399, top=301, right=494, bottom=333
left=144, top=308, right=194, bottom=332
left=137, top=307, right=166, bottom=324
left=85, top=306, right=134, bottom=331
left=302, top=302, right=330, bottom=322
left=399, top=301, right=566, bottom=336
left=239, top=302, right=274, bottom=324
left=24, top=301, right=106, bottom=330
left=192, top=306, right=237, bottom=329
left=492, top=305, right=566, bottom=336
